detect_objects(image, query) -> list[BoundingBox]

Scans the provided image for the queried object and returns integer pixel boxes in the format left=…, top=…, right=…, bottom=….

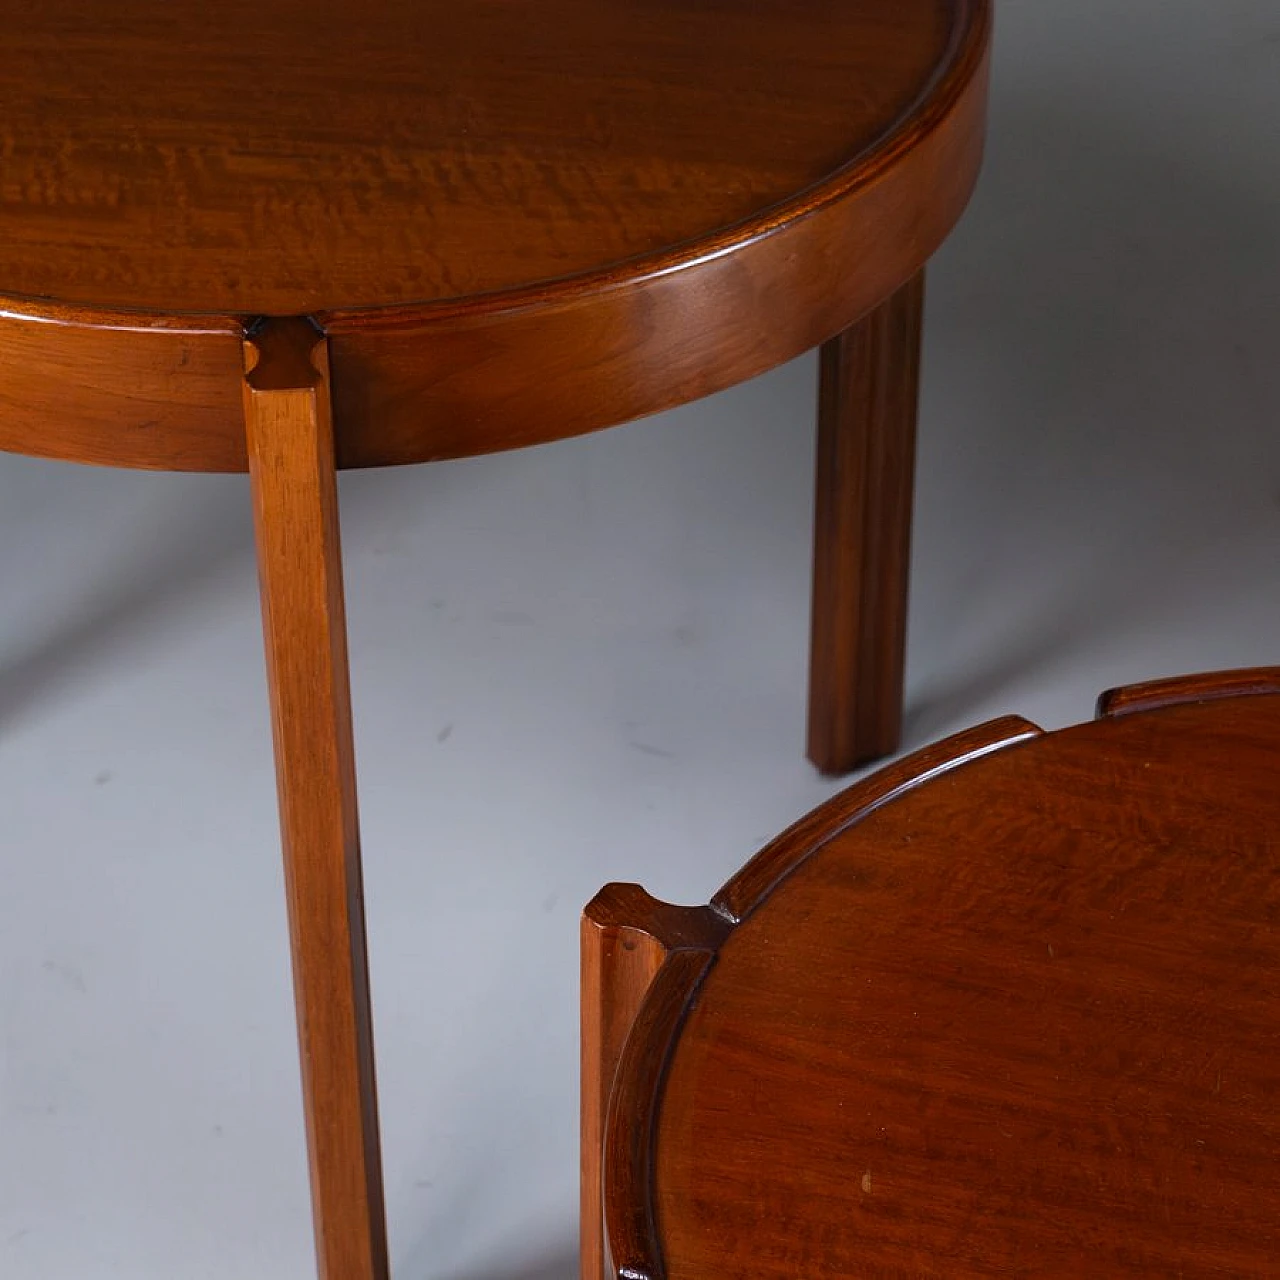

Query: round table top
left=3, top=0, right=977, bottom=317
left=650, top=685, right=1280, bottom=1275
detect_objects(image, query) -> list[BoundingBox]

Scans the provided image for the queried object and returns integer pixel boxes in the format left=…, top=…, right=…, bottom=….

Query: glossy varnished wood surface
left=5, top=0, right=967, bottom=316
left=606, top=674, right=1280, bottom=1276
left=0, top=303, right=247, bottom=470
left=0, top=0, right=991, bottom=471
left=714, top=713, right=1041, bottom=925
left=1097, top=666, right=1280, bottom=719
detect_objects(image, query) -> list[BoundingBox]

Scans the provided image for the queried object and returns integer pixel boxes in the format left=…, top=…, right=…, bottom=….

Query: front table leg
left=243, top=318, right=390, bottom=1280
left=807, top=272, right=925, bottom=775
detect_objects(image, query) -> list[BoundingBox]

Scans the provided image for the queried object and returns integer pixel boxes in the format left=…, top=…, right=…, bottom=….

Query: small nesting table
left=585, top=668, right=1280, bottom=1277
left=2, top=2, right=991, bottom=1274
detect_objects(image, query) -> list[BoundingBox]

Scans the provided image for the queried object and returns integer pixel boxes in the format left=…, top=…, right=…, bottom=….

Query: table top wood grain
left=3, top=0, right=972, bottom=317
left=616, top=678, right=1280, bottom=1275
left=0, top=0, right=990, bottom=474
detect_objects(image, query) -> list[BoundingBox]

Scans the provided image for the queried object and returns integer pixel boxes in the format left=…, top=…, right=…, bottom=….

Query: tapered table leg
left=243, top=318, right=389, bottom=1280
left=807, top=272, right=925, bottom=775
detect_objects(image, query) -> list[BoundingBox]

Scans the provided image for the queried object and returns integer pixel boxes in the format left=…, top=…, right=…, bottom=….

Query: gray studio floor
left=3, top=3, right=1278, bottom=1276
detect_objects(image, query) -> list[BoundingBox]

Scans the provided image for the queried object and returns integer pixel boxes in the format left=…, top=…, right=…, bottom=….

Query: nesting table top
left=640, top=683, right=1280, bottom=1275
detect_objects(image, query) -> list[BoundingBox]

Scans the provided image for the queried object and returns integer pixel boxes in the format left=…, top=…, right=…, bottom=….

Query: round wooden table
left=586, top=668, right=1280, bottom=1277
left=1, top=3, right=991, bottom=1275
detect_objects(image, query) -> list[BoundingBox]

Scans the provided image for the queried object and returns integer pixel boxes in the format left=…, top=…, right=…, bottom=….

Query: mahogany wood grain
left=599, top=671, right=1280, bottom=1277
left=715, top=713, right=1042, bottom=925
left=2, top=0, right=982, bottom=318
left=244, top=319, right=388, bottom=1280
left=588, top=717, right=1039, bottom=1279
left=0, top=0, right=991, bottom=472
left=808, top=273, right=926, bottom=774
left=321, top=59, right=988, bottom=471
left=0, top=302, right=246, bottom=472
left=581, top=885, right=729, bottom=1280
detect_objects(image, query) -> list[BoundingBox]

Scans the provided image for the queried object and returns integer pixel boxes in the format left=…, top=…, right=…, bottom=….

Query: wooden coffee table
left=584, top=667, right=1280, bottom=1277
left=2, top=3, right=991, bottom=1275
